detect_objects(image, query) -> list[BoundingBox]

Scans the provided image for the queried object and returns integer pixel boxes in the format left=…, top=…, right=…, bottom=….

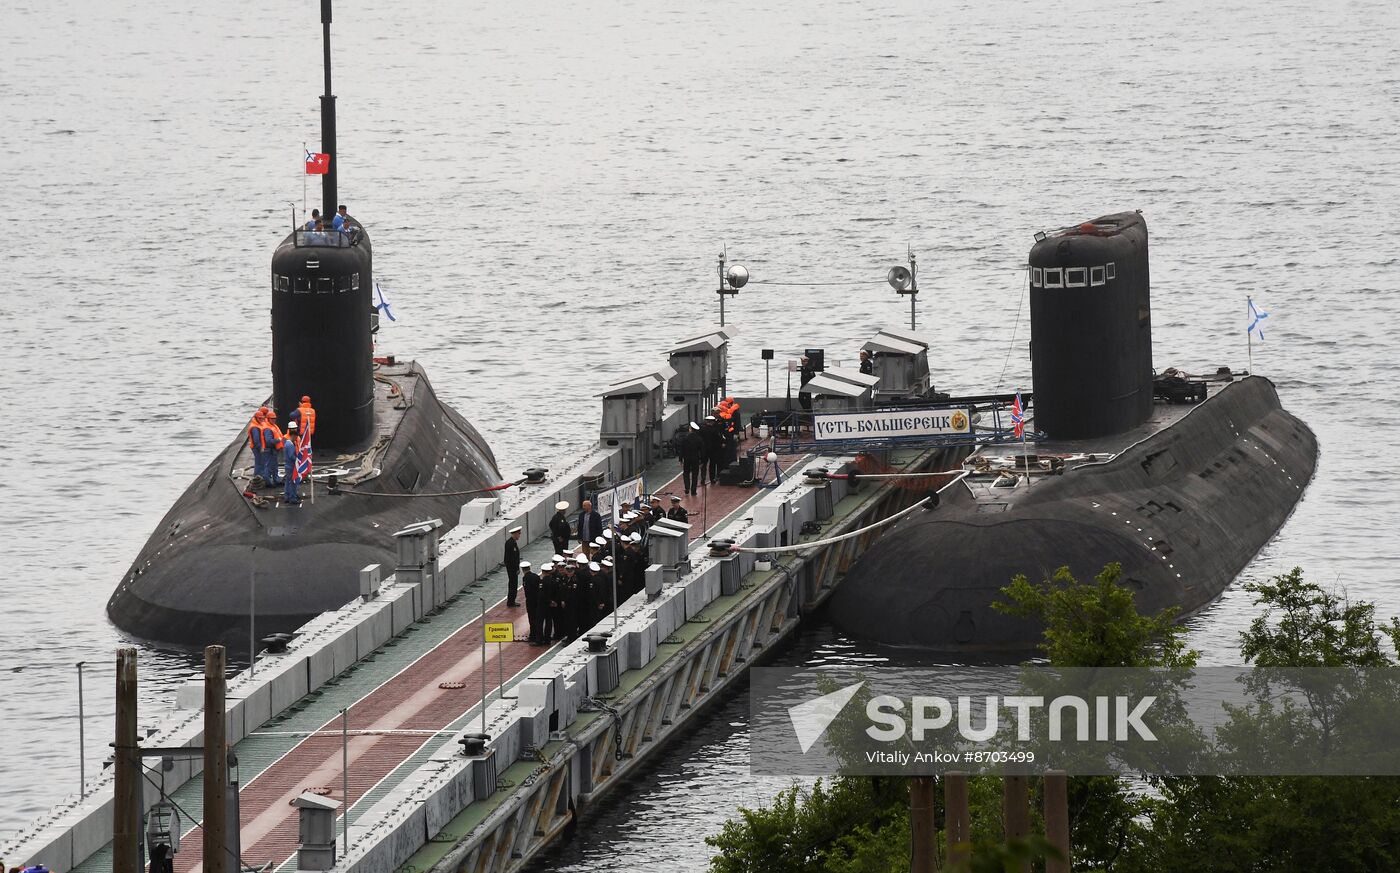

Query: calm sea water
left=4, top=0, right=1398, bottom=865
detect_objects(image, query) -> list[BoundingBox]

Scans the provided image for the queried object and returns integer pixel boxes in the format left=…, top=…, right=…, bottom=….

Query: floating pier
left=4, top=327, right=975, bottom=873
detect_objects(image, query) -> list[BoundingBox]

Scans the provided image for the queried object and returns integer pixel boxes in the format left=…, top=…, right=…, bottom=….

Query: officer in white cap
left=701, top=415, right=724, bottom=484
left=539, top=562, right=557, bottom=642
left=504, top=525, right=524, bottom=607
left=520, top=560, right=543, bottom=644
left=550, top=501, right=571, bottom=554
left=680, top=420, right=705, bottom=495
left=667, top=495, right=690, bottom=523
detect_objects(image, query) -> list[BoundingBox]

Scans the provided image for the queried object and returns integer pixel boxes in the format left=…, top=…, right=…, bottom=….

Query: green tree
left=706, top=777, right=908, bottom=873
left=994, top=562, right=1197, bottom=669
left=1143, top=568, right=1400, bottom=873
left=995, top=561, right=1198, bottom=871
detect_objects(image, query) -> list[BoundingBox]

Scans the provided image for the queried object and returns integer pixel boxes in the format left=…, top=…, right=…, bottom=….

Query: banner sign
left=813, top=408, right=970, bottom=441
left=595, top=475, right=644, bottom=520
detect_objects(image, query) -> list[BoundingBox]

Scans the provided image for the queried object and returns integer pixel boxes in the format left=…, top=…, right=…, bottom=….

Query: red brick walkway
left=177, top=438, right=801, bottom=871
left=176, top=602, right=537, bottom=872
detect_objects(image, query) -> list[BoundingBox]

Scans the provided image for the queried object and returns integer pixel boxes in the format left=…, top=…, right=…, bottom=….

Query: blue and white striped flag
left=1247, top=297, right=1268, bottom=341
left=375, top=282, right=396, bottom=322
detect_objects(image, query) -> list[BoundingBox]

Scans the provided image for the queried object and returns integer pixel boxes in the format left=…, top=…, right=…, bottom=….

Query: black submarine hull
left=106, top=363, right=500, bottom=650
left=829, top=376, right=1318, bottom=651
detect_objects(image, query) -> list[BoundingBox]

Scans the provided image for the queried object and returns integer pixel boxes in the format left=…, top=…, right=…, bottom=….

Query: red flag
left=305, top=150, right=330, bottom=175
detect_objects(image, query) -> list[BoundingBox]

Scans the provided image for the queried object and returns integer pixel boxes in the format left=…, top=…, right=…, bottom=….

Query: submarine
left=106, top=1, right=502, bottom=650
left=829, top=211, right=1318, bottom=651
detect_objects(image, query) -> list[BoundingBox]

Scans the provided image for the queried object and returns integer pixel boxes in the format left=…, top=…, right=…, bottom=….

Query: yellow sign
left=484, top=622, right=514, bottom=643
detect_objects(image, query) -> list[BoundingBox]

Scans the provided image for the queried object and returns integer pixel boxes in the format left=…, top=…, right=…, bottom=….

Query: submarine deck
left=963, top=376, right=1233, bottom=485
left=233, top=361, right=427, bottom=499
left=70, top=433, right=807, bottom=873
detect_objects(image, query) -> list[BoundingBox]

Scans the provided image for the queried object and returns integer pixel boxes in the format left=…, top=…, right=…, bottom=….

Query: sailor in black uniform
left=701, top=416, right=725, bottom=484
left=859, top=350, right=874, bottom=375
left=799, top=355, right=816, bottom=412
left=621, top=532, right=648, bottom=599
left=504, top=526, right=522, bottom=607
left=679, top=421, right=705, bottom=495
left=594, top=558, right=616, bottom=618
left=538, top=563, right=557, bottom=642
left=521, top=561, right=543, bottom=644
left=549, top=501, right=571, bottom=555
left=667, top=495, right=689, bottom=523
left=553, top=562, right=576, bottom=641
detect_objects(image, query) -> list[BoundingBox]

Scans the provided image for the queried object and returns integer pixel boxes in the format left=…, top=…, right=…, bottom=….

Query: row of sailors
left=246, top=396, right=318, bottom=505
left=516, top=541, right=652, bottom=645
left=504, top=494, right=688, bottom=645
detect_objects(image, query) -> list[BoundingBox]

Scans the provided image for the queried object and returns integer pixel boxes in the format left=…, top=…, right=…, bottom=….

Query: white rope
left=814, top=471, right=961, bottom=481
left=731, top=492, right=939, bottom=555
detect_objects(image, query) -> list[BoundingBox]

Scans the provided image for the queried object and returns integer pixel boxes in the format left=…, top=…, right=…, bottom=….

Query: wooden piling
left=1044, top=770, right=1071, bottom=873
left=1003, top=772, right=1030, bottom=873
left=944, top=771, right=970, bottom=868
left=910, top=775, right=938, bottom=873
left=204, top=645, right=230, bottom=873
left=113, top=648, right=141, bottom=873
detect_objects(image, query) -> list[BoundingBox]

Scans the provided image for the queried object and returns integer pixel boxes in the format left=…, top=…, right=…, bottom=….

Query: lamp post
left=887, top=248, right=919, bottom=330
left=716, top=251, right=748, bottom=326
left=76, top=661, right=86, bottom=797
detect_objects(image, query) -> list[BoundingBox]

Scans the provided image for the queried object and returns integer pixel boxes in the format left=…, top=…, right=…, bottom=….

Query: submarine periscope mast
left=106, top=0, right=503, bottom=650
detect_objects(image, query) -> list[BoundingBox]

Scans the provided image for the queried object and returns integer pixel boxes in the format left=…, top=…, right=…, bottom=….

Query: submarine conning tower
left=270, top=228, right=374, bottom=449
left=1029, top=210, right=1153, bottom=440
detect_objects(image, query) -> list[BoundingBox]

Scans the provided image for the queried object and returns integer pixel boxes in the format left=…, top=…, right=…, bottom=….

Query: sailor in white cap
left=553, top=554, right=566, bottom=564
left=520, top=560, right=544, bottom=644
left=667, top=494, right=690, bottom=523
left=550, top=501, right=571, bottom=554
left=539, top=562, right=557, bottom=642
left=701, top=416, right=724, bottom=484
left=680, top=419, right=705, bottom=496
left=504, top=525, right=524, bottom=607
left=574, top=552, right=589, bottom=564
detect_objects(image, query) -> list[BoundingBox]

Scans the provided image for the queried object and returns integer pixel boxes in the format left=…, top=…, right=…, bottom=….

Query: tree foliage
left=711, top=566, right=1400, bottom=872
left=994, top=562, right=1197, bottom=669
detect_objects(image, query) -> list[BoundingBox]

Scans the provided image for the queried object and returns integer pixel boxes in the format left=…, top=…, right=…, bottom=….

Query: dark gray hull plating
left=106, top=364, right=500, bottom=651
left=829, top=376, right=1317, bottom=651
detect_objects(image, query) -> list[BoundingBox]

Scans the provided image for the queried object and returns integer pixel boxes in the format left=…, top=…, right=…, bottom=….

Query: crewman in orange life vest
left=248, top=407, right=272, bottom=482
left=289, top=395, right=316, bottom=444
left=263, top=411, right=285, bottom=487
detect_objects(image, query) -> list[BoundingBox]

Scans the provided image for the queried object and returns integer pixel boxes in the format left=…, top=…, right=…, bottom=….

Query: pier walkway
left=70, top=442, right=803, bottom=873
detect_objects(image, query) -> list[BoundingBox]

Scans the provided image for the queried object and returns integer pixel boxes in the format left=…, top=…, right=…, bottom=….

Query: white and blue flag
left=1247, top=296, right=1268, bottom=341
left=375, top=282, right=397, bottom=322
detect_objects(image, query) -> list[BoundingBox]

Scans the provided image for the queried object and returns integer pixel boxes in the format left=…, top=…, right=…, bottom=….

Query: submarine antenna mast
left=320, top=0, right=338, bottom=221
